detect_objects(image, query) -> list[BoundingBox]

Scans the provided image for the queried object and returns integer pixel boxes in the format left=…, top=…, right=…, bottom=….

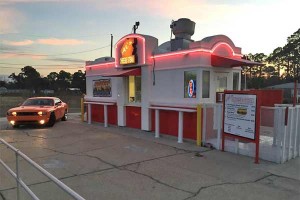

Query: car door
left=57, top=98, right=65, bottom=118
left=54, top=99, right=63, bottom=118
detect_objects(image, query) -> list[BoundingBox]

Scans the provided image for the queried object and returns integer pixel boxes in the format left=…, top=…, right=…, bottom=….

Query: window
left=202, top=71, right=210, bottom=98
left=184, top=71, right=197, bottom=98
left=216, top=73, right=227, bottom=92
left=128, top=76, right=141, bottom=103
left=233, top=72, right=239, bottom=90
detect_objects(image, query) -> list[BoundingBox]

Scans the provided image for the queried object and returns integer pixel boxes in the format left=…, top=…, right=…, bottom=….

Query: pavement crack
left=0, top=191, right=6, bottom=200
left=183, top=173, right=274, bottom=200
left=43, top=147, right=78, bottom=156
left=82, top=152, right=196, bottom=194
left=267, top=173, right=300, bottom=182
left=84, top=154, right=118, bottom=168
left=126, top=168, right=194, bottom=195
left=253, top=173, right=273, bottom=182
left=23, top=130, right=48, bottom=139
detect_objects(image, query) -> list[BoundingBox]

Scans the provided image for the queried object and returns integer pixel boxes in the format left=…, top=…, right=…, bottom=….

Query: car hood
left=8, top=106, right=54, bottom=112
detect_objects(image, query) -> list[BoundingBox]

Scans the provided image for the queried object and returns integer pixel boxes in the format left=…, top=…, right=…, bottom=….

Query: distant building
left=40, top=89, right=55, bottom=95
left=0, top=87, right=8, bottom=94
left=0, top=75, right=12, bottom=82
left=266, top=82, right=300, bottom=103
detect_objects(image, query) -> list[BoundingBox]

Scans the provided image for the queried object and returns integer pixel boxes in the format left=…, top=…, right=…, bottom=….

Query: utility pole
left=110, top=34, right=113, bottom=57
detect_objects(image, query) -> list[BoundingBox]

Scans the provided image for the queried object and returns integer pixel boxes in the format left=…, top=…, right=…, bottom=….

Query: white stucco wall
left=150, top=67, right=201, bottom=107
left=85, top=76, right=118, bottom=103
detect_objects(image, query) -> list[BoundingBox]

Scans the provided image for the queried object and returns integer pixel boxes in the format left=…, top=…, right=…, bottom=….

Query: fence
left=201, top=103, right=300, bottom=163
left=0, top=138, right=85, bottom=200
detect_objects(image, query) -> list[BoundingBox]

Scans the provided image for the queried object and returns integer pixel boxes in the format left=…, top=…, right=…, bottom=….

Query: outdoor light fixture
left=133, top=21, right=140, bottom=34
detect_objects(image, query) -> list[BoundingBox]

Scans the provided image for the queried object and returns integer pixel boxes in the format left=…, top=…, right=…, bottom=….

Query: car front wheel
left=62, top=110, right=68, bottom=121
left=47, top=112, right=56, bottom=127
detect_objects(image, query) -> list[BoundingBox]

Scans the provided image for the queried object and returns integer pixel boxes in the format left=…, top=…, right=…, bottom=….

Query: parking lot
left=0, top=114, right=299, bottom=200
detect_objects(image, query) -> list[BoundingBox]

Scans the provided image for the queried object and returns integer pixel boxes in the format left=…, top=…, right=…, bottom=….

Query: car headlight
left=7, top=111, right=17, bottom=116
left=38, top=111, right=47, bottom=116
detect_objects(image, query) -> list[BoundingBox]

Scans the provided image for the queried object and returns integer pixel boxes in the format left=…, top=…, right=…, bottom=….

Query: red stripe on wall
left=91, top=104, right=104, bottom=122
left=183, top=112, right=197, bottom=140
left=108, top=105, right=118, bottom=125
left=126, top=106, right=141, bottom=129
left=91, top=104, right=118, bottom=125
left=151, top=110, right=197, bottom=140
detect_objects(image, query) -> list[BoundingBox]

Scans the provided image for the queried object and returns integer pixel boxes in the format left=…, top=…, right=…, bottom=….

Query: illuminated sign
left=120, top=38, right=137, bottom=65
left=184, top=71, right=197, bottom=98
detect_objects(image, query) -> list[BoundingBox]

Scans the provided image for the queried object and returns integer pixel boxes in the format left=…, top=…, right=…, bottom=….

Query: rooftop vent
left=170, top=18, right=195, bottom=51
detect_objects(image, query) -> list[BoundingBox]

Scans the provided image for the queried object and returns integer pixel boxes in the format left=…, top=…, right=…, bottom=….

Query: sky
left=0, top=0, right=299, bottom=77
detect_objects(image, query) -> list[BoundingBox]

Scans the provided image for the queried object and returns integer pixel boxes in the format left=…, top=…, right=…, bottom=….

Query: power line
left=0, top=32, right=113, bottom=38
left=0, top=65, right=84, bottom=69
left=0, top=63, right=85, bottom=66
left=0, top=44, right=111, bottom=57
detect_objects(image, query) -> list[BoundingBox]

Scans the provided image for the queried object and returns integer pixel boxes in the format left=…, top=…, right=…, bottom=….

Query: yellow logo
left=120, top=38, right=136, bottom=65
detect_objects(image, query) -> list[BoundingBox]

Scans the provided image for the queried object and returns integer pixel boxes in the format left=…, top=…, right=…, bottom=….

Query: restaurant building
left=85, top=18, right=259, bottom=141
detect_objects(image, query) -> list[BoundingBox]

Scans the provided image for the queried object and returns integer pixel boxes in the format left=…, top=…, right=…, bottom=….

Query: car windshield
left=22, top=98, right=54, bottom=106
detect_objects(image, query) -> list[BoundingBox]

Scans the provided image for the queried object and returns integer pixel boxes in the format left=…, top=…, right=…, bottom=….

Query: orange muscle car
left=7, top=97, right=68, bottom=128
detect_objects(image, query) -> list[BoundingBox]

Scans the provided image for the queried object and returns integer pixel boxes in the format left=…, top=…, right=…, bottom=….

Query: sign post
left=222, top=91, right=261, bottom=163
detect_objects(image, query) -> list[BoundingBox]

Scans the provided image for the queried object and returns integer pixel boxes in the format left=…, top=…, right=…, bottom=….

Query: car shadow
left=13, top=124, right=50, bottom=129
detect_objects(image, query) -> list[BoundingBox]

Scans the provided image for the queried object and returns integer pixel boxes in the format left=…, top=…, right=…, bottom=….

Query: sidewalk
left=0, top=114, right=299, bottom=200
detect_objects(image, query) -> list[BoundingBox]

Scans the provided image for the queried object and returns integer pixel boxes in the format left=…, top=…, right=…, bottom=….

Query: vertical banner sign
left=224, top=93, right=257, bottom=140
left=93, top=79, right=112, bottom=97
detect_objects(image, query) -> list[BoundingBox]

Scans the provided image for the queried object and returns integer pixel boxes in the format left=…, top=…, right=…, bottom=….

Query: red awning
left=211, top=54, right=264, bottom=68
left=102, top=68, right=141, bottom=77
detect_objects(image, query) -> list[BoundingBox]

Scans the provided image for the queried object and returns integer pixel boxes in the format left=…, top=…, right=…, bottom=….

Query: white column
left=216, top=104, right=222, bottom=150
left=273, top=108, right=279, bottom=146
left=202, top=104, right=207, bottom=143
left=88, top=104, right=91, bottom=124
left=178, top=111, right=183, bottom=143
left=141, top=66, right=152, bottom=131
left=155, top=109, right=160, bottom=138
left=117, top=78, right=126, bottom=126
left=104, top=105, right=108, bottom=128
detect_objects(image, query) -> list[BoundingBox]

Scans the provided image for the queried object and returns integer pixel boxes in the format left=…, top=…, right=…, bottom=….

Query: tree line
left=242, top=28, right=299, bottom=89
left=0, top=67, right=86, bottom=93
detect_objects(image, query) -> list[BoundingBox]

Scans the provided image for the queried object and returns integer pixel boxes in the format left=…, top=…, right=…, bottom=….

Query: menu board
left=224, top=93, right=257, bottom=140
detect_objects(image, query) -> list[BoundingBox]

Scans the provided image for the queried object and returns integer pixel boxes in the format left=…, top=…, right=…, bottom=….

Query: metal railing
left=0, top=138, right=85, bottom=200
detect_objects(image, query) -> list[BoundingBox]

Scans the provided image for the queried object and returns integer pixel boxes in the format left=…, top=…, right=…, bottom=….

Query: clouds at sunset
left=36, top=38, right=87, bottom=46
left=0, top=52, right=46, bottom=60
left=0, top=7, right=24, bottom=34
left=1, top=0, right=299, bottom=76
left=3, top=38, right=87, bottom=46
left=3, top=40, right=34, bottom=46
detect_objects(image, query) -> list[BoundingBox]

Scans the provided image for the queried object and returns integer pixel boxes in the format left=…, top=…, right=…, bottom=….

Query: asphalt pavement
left=0, top=114, right=299, bottom=200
